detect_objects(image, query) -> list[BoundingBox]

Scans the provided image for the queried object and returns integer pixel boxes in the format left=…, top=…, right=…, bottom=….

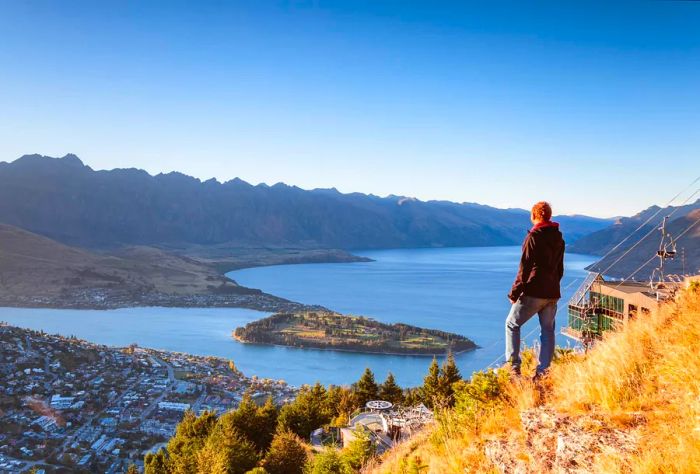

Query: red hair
left=531, top=201, right=552, bottom=221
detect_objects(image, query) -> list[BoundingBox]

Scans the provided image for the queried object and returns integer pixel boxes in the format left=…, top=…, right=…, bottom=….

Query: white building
left=50, top=394, right=75, bottom=410
left=158, top=401, right=190, bottom=412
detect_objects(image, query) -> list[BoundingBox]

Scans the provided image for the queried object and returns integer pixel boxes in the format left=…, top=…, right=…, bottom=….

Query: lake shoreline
left=0, top=243, right=370, bottom=312
left=0, top=247, right=596, bottom=387
left=0, top=292, right=327, bottom=313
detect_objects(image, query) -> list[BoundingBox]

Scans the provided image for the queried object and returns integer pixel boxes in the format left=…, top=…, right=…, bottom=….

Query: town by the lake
left=0, top=323, right=296, bottom=473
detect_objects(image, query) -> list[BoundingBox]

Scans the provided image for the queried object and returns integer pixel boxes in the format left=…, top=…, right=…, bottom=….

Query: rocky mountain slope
left=370, top=284, right=700, bottom=473
left=0, top=154, right=612, bottom=249
left=571, top=201, right=700, bottom=279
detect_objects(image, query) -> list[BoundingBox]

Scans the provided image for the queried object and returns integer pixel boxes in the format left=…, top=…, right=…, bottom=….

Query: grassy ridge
left=370, top=284, right=700, bottom=473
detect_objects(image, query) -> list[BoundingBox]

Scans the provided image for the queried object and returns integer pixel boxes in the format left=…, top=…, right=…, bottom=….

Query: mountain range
left=0, top=153, right=698, bottom=307
left=570, top=200, right=700, bottom=279
left=0, top=154, right=613, bottom=249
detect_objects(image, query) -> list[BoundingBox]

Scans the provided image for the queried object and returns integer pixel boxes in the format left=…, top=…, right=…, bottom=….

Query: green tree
left=421, top=357, right=442, bottom=408
left=262, top=430, right=309, bottom=474
left=326, top=385, right=358, bottom=423
left=378, top=372, right=403, bottom=405
left=224, top=394, right=257, bottom=440
left=341, top=428, right=376, bottom=471
left=402, top=387, right=423, bottom=407
left=256, top=397, right=280, bottom=450
left=306, top=449, right=351, bottom=474
left=144, top=449, right=169, bottom=474
left=165, top=410, right=217, bottom=474
left=222, top=394, right=278, bottom=451
left=353, top=368, right=378, bottom=407
left=196, top=422, right=259, bottom=474
left=278, top=383, right=333, bottom=438
left=452, top=368, right=511, bottom=428
left=439, top=352, right=462, bottom=407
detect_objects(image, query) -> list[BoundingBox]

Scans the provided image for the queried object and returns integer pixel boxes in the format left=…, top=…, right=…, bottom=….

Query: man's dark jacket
left=509, top=221, right=565, bottom=301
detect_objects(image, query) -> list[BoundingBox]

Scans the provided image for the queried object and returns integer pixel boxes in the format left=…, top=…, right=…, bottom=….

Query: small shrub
left=306, top=448, right=351, bottom=474
left=401, top=456, right=428, bottom=473
left=552, top=346, right=578, bottom=364
left=452, top=368, right=511, bottom=427
left=341, top=428, right=376, bottom=471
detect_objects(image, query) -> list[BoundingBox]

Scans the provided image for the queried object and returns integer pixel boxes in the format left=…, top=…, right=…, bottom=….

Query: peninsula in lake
left=0, top=223, right=344, bottom=311
left=233, top=311, right=478, bottom=356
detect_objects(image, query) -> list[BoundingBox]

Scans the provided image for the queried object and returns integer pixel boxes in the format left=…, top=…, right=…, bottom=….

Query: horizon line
left=3, top=152, right=642, bottom=220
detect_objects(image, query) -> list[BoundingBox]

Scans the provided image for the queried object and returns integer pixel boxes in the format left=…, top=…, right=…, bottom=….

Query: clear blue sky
left=1, top=1, right=698, bottom=217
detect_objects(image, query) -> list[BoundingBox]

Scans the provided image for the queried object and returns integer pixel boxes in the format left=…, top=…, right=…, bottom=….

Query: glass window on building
left=590, top=292, right=624, bottom=315
left=568, top=306, right=599, bottom=334
left=568, top=306, right=584, bottom=330
left=600, top=313, right=618, bottom=331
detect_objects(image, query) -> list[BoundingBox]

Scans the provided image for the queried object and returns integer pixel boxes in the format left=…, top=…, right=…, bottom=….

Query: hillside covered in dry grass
left=0, top=223, right=279, bottom=308
left=370, top=283, right=700, bottom=473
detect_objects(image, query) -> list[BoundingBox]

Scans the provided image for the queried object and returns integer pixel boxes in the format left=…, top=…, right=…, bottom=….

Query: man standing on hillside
left=505, top=201, right=565, bottom=378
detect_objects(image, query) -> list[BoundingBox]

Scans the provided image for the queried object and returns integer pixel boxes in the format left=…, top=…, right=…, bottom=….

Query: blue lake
left=0, top=247, right=595, bottom=387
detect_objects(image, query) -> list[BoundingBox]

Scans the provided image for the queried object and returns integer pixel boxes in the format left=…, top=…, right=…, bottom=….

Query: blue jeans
left=505, top=295, right=559, bottom=375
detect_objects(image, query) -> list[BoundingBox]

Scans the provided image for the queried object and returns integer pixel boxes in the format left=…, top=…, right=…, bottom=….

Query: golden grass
left=549, top=287, right=700, bottom=473
left=370, top=287, right=700, bottom=474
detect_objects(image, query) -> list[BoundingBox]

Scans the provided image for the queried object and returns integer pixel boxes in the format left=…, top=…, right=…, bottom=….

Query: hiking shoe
left=532, top=372, right=547, bottom=383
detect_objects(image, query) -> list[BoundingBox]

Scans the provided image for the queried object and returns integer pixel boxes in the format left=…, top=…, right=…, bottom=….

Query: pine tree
left=223, top=394, right=257, bottom=442
left=278, top=383, right=332, bottom=438
left=325, top=385, right=357, bottom=421
left=378, top=372, right=403, bottom=405
left=341, top=428, right=376, bottom=471
left=439, top=352, right=462, bottom=407
left=165, top=410, right=217, bottom=474
left=421, top=357, right=442, bottom=408
left=196, top=422, right=259, bottom=474
left=306, top=448, right=350, bottom=474
left=354, top=368, right=379, bottom=407
left=256, top=397, right=279, bottom=450
left=220, top=394, right=278, bottom=452
left=144, top=449, right=168, bottom=474
left=402, top=387, right=422, bottom=407
left=262, top=430, right=309, bottom=474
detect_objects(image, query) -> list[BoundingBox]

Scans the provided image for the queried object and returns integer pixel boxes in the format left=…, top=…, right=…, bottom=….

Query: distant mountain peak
left=311, top=187, right=341, bottom=195
left=16, top=153, right=43, bottom=161
left=61, top=153, right=84, bottom=166
left=11, top=153, right=87, bottom=169
left=398, top=196, right=418, bottom=205
left=0, top=153, right=615, bottom=249
left=156, top=171, right=201, bottom=184
left=272, top=182, right=292, bottom=189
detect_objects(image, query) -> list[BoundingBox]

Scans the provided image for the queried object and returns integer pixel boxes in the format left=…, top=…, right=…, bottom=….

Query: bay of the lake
left=0, top=247, right=595, bottom=387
